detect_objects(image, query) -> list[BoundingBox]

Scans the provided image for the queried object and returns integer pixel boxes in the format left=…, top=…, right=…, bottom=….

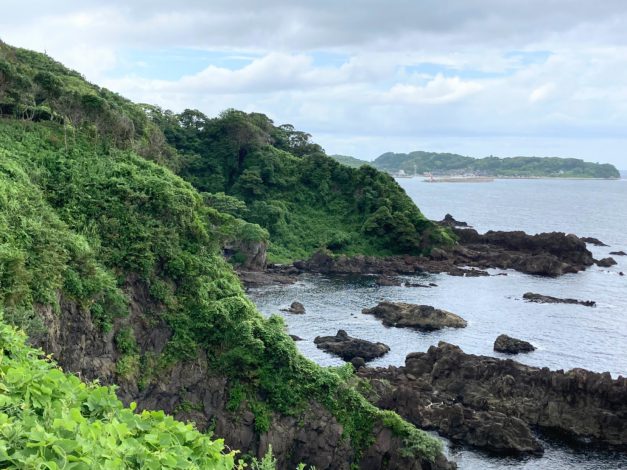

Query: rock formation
left=362, top=302, right=467, bottom=331
left=523, top=292, right=596, bottom=307
left=283, top=301, right=306, bottom=314
left=596, top=257, right=618, bottom=267
left=314, top=330, right=390, bottom=362
left=360, top=342, right=627, bottom=455
left=493, top=334, right=536, bottom=354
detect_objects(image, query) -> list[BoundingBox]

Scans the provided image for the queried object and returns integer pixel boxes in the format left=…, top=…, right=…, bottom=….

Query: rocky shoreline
left=359, top=342, right=627, bottom=455
left=238, top=224, right=598, bottom=287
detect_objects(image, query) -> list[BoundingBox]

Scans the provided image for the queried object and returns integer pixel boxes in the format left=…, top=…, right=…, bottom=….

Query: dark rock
left=375, top=275, right=402, bottom=286
left=282, top=301, right=305, bottom=314
left=439, top=213, right=470, bottom=227
left=289, top=335, right=303, bottom=341
left=610, top=251, right=626, bottom=256
left=314, top=330, right=390, bottom=362
left=581, top=237, right=609, bottom=247
left=351, top=357, right=367, bottom=370
left=360, top=342, right=627, bottom=453
left=300, top=229, right=594, bottom=279
left=362, top=302, right=467, bottom=331
left=597, top=257, right=618, bottom=267
left=494, top=334, right=536, bottom=354
left=224, top=240, right=268, bottom=270
left=523, top=292, right=596, bottom=307
left=404, top=282, right=432, bottom=288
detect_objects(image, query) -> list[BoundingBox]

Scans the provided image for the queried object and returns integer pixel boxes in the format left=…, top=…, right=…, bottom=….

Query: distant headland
left=331, top=151, right=620, bottom=179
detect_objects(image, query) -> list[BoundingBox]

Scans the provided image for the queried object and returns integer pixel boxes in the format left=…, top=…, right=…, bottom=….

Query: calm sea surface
left=249, top=178, right=627, bottom=469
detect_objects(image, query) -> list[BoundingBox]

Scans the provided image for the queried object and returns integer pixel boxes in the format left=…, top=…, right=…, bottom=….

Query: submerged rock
left=581, top=237, right=609, bottom=247
left=282, top=301, right=305, bottom=314
left=596, top=257, right=618, bottom=267
left=314, top=330, right=390, bottom=362
left=494, top=334, right=536, bottom=354
left=375, top=275, right=402, bottom=286
left=523, top=292, right=596, bottom=307
left=610, top=251, right=626, bottom=256
left=362, top=302, right=467, bottom=331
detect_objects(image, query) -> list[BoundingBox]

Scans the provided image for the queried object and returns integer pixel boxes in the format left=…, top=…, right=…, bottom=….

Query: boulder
left=597, top=257, right=618, bottom=267
left=314, top=330, right=390, bottom=362
left=282, top=301, right=305, bottom=314
left=289, top=334, right=304, bottom=341
left=362, top=302, right=467, bottom=331
left=493, top=334, right=536, bottom=354
left=523, top=292, right=596, bottom=307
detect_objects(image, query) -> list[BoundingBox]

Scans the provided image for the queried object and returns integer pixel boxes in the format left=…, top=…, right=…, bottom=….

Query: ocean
left=249, top=178, right=627, bottom=469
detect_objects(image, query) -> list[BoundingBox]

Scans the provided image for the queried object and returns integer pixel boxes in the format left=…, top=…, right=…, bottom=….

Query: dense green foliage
left=371, top=150, right=620, bottom=178
left=0, top=313, right=236, bottom=469
left=148, top=109, right=452, bottom=262
left=0, top=42, right=445, bottom=466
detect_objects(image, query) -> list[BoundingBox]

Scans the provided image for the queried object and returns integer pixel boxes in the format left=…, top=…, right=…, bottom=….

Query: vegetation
left=148, top=109, right=452, bottom=262
left=0, top=313, right=237, bottom=469
left=0, top=42, right=444, bottom=466
left=370, top=150, right=620, bottom=178
left=328, top=154, right=369, bottom=169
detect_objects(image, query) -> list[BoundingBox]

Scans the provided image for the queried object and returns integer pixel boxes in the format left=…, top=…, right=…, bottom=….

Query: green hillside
left=329, top=154, right=370, bottom=168
left=0, top=41, right=444, bottom=467
left=148, top=110, right=453, bottom=262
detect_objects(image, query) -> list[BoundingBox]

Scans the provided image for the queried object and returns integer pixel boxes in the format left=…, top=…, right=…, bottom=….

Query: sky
left=2, top=1, right=627, bottom=167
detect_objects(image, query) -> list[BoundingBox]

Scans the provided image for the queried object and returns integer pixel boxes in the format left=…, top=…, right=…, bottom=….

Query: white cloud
left=386, top=76, right=483, bottom=104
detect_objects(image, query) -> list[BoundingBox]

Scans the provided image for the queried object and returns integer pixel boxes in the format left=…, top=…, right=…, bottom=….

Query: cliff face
left=35, top=279, right=452, bottom=470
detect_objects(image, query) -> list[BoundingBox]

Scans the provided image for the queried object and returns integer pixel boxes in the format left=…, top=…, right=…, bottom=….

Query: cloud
left=1, top=1, right=627, bottom=166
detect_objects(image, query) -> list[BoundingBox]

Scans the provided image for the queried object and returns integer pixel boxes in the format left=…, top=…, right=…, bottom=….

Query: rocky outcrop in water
left=362, top=302, right=467, bottom=331
left=596, top=257, right=617, bottom=267
left=283, top=301, right=306, bottom=314
left=581, top=237, right=609, bottom=247
left=294, top=229, right=594, bottom=279
left=451, top=229, right=595, bottom=276
left=523, top=292, right=596, bottom=307
left=359, top=342, right=627, bottom=455
left=493, top=334, right=536, bottom=354
left=314, top=330, right=390, bottom=362
left=610, top=251, right=626, bottom=256
left=439, top=214, right=470, bottom=227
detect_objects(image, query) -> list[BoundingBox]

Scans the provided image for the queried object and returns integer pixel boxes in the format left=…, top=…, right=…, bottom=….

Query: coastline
left=394, top=175, right=621, bottom=181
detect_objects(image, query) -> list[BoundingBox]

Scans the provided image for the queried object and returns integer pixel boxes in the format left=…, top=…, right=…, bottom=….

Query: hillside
left=372, top=151, right=620, bottom=178
left=329, top=154, right=370, bottom=168
left=0, top=42, right=448, bottom=468
left=147, top=110, right=453, bottom=262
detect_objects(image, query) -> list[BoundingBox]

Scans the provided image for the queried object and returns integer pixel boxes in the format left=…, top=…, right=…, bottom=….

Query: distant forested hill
left=329, top=154, right=370, bottom=168
left=331, top=151, right=620, bottom=179
left=375, top=151, right=621, bottom=178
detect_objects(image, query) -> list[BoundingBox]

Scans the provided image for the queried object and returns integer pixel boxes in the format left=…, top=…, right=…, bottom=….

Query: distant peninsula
left=331, top=151, right=620, bottom=179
